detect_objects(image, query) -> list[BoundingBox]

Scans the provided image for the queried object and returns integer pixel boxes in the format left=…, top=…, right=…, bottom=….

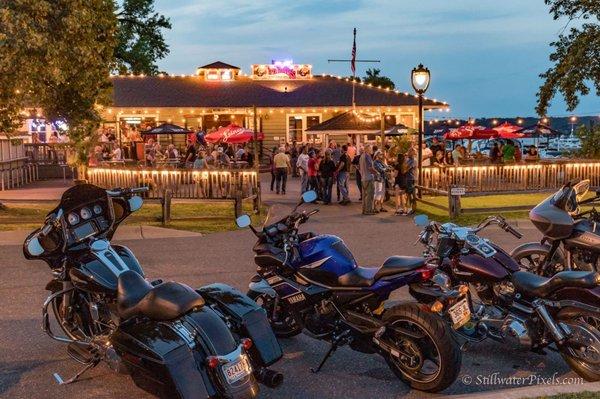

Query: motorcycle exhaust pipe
left=255, top=367, right=283, bottom=388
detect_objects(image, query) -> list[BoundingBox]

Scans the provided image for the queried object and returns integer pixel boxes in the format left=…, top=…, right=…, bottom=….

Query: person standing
left=394, top=153, right=409, bottom=215
left=184, top=139, right=197, bottom=168
left=307, top=150, right=319, bottom=193
left=502, top=140, right=516, bottom=163
left=273, top=147, right=291, bottom=195
left=269, top=146, right=278, bottom=191
left=352, top=148, right=363, bottom=201
left=296, top=146, right=309, bottom=193
left=337, top=144, right=351, bottom=205
left=373, top=150, right=388, bottom=213
left=404, top=147, right=417, bottom=215
left=359, top=145, right=377, bottom=215
left=330, top=141, right=342, bottom=201
left=319, top=151, right=336, bottom=204
left=489, top=142, right=501, bottom=163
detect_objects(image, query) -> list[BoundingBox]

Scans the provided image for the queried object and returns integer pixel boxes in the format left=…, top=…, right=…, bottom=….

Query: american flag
left=351, top=28, right=356, bottom=75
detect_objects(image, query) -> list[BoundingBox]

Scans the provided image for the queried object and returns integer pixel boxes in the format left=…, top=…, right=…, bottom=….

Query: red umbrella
left=493, top=122, right=524, bottom=139
left=443, top=125, right=498, bottom=140
left=205, top=124, right=264, bottom=144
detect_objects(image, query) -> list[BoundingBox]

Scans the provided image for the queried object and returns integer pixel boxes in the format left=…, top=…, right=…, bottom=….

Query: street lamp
left=411, top=63, right=430, bottom=192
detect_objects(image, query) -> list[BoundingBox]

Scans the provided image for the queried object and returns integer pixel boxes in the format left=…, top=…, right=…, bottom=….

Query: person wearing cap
left=273, top=147, right=291, bottom=195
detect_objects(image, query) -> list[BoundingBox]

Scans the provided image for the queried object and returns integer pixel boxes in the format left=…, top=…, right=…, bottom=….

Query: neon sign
left=251, top=60, right=312, bottom=80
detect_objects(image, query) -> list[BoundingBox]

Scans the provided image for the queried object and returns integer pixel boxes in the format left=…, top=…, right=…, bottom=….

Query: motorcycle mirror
left=26, top=237, right=45, bottom=256
left=574, top=179, right=590, bottom=198
left=128, top=196, right=143, bottom=212
left=235, top=214, right=252, bottom=229
left=414, top=214, right=429, bottom=227
left=301, top=191, right=318, bottom=204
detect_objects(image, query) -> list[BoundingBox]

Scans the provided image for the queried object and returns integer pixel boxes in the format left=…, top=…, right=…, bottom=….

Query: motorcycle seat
left=511, top=270, right=600, bottom=298
left=117, top=270, right=205, bottom=321
left=336, top=256, right=426, bottom=287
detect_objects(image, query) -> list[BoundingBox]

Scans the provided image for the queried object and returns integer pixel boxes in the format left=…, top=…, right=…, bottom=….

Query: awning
left=515, top=123, right=563, bottom=137
left=141, top=123, right=192, bottom=135
left=493, top=122, right=524, bottom=139
left=385, top=124, right=416, bottom=136
left=205, top=124, right=264, bottom=144
left=443, top=125, right=498, bottom=140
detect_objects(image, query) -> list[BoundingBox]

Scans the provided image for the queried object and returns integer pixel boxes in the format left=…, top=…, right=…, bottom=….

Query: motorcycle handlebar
left=106, top=186, right=149, bottom=197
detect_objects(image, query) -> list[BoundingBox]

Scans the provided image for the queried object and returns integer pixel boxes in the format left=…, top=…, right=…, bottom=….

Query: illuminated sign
left=251, top=60, right=312, bottom=80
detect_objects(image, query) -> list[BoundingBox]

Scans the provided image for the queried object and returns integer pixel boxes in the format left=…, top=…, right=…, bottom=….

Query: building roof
left=306, top=110, right=397, bottom=135
left=198, top=61, right=240, bottom=70
left=111, top=75, right=448, bottom=109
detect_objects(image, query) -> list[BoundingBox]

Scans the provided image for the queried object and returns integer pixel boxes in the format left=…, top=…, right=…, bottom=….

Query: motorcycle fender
left=509, top=242, right=566, bottom=264
left=198, top=283, right=283, bottom=367
left=552, top=286, right=600, bottom=319
left=111, top=317, right=215, bottom=399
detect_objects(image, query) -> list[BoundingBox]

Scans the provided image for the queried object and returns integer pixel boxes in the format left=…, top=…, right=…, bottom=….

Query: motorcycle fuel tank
left=295, top=235, right=357, bottom=277
left=564, top=219, right=600, bottom=251
left=456, top=245, right=520, bottom=282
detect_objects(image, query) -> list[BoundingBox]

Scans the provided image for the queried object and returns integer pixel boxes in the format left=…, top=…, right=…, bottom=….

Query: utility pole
left=253, top=105, right=261, bottom=213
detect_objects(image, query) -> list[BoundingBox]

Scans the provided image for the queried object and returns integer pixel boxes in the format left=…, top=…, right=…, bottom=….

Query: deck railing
left=0, top=157, right=39, bottom=190
left=421, top=160, right=600, bottom=193
left=87, top=167, right=259, bottom=201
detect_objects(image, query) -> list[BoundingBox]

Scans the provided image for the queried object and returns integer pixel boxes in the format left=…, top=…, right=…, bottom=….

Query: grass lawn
left=538, top=393, right=599, bottom=399
left=0, top=201, right=265, bottom=234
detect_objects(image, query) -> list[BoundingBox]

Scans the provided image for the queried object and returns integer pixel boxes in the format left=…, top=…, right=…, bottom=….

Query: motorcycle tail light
left=241, top=338, right=253, bottom=350
left=418, top=267, right=435, bottom=281
left=206, top=356, right=220, bottom=369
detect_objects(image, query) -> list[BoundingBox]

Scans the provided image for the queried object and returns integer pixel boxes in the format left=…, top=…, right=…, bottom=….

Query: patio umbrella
left=493, top=121, right=524, bottom=139
left=205, top=124, right=264, bottom=144
left=385, top=123, right=415, bottom=136
left=443, top=125, right=498, bottom=140
left=141, top=123, right=192, bottom=135
left=515, top=123, right=563, bottom=137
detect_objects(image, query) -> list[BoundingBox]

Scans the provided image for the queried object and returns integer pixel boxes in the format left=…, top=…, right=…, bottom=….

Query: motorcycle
left=235, top=191, right=462, bottom=392
left=412, top=214, right=600, bottom=381
left=23, top=183, right=283, bottom=398
left=512, top=179, right=600, bottom=276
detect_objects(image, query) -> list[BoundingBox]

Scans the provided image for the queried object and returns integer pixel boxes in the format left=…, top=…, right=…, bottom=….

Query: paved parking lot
left=0, top=178, right=597, bottom=398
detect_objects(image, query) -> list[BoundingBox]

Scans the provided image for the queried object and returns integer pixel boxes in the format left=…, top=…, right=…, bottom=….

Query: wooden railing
left=421, top=161, right=600, bottom=193
left=24, top=143, right=72, bottom=164
left=0, top=157, right=39, bottom=190
left=87, top=167, right=259, bottom=201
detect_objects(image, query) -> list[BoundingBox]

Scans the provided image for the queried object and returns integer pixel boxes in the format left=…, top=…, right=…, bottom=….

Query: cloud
left=154, top=0, right=600, bottom=117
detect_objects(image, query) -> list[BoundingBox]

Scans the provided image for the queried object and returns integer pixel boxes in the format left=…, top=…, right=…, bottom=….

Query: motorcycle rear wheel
left=247, top=291, right=303, bottom=338
left=512, top=246, right=565, bottom=277
left=558, top=315, right=600, bottom=382
left=382, top=303, right=461, bottom=392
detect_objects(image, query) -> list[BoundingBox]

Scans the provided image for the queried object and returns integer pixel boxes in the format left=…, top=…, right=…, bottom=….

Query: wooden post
left=448, top=185, right=462, bottom=218
left=234, top=193, right=243, bottom=217
left=162, top=189, right=172, bottom=225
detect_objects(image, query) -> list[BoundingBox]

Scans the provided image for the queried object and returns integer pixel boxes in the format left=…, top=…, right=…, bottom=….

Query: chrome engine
left=475, top=306, right=532, bottom=349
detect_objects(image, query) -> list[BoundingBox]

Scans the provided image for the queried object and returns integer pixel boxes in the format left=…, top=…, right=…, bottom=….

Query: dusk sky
left=154, top=0, right=600, bottom=119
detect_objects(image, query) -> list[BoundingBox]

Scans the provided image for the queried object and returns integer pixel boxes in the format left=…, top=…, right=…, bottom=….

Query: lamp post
left=411, top=64, right=430, bottom=192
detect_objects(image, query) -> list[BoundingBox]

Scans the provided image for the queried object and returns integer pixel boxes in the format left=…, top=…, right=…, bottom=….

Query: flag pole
left=352, top=27, right=356, bottom=109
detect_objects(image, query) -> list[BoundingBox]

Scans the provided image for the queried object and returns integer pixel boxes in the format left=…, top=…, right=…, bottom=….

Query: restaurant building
left=100, top=60, right=448, bottom=149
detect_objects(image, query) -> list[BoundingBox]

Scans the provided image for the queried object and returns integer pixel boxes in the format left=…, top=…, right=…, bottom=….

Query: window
left=287, top=114, right=321, bottom=143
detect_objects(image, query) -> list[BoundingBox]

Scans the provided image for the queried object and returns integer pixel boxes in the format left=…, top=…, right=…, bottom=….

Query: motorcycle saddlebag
left=111, top=306, right=239, bottom=399
left=198, top=283, right=283, bottom=367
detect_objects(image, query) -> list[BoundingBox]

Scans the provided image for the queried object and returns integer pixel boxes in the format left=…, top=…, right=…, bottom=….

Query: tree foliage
left=114, top=0, right=171, bottom=75
left=363, top=68, right=396, bottom=89
left=576, top=123, right=600, bottom=159
left=537, top=0, right=600, bottom=116
left=0, top=0, right=116, bottom=165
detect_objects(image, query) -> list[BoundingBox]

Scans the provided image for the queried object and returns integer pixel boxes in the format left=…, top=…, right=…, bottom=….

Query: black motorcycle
left=412, top=214, right=600, bottom=381
left=23, top=183, right=283, bottom=398
left=236, top=191, right=462, bottom=393
left=512, top=179, right=600, bottom=276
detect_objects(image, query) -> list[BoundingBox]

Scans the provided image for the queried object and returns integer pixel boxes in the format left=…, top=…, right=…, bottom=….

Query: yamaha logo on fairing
left=286, top=293, right=306, bottom=304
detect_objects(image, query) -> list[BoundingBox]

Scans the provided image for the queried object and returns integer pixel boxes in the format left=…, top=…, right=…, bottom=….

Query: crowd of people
left=268, top=140, right=418, bottom=216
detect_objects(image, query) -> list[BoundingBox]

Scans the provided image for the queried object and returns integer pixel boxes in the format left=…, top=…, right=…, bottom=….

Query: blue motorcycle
left=236, top=191, right=461, bottom=392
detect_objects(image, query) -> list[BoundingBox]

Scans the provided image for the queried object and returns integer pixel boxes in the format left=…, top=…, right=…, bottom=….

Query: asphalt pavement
left=0, top=176, right=597, bottom=398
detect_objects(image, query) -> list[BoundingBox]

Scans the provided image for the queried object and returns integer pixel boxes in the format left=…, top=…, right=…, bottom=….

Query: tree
left=114, top=0, right=171, bottom=75
left=363, top=68, right=395, bottom=89
left=0, top=0, right=116, bottom=168
left=576, top=124, right=600, bottom=158
left=536, top=1, right=600, bottom=116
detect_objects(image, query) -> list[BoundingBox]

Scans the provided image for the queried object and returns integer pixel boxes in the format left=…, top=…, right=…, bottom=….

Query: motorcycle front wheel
left=246, top=291, right=303, bottom=338
left=382, top=303, right=461, bottom=392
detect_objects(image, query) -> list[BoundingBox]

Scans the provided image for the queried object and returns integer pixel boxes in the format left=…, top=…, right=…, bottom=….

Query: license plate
left=223, top=357, right=250, bottom=384
left=448, top=298, right=471, bottom=329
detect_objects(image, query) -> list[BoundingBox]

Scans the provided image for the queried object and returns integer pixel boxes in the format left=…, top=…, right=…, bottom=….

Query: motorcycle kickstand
left=53, top=358, right=100, bottom=385
left=310, top=343, right=337, bottom=374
